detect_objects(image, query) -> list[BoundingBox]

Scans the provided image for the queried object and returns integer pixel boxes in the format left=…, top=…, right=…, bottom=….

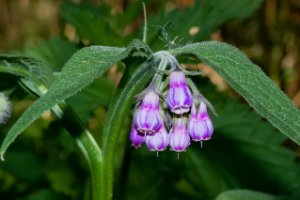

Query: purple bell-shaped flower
left=129, top=126, right=145, bottom=149
left=145, top=126, right=169, bottom=151
left=169, top=118, right=191, bottom=152
left=167, top=71, right=193, bottom=115
left=134, top=91, right=163, bottom=134
left=198, top=101, right=214, bottom=139
left=188, top=102, right=214, bottom=141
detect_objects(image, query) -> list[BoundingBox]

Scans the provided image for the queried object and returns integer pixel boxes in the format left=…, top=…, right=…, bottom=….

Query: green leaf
left=169, top=41, right=300, bottom=144
left=23, top=37, right=78, bottom=72
left=147, top=0, right=263, bottom=49
left=0, top=54, right=50, bottom=84
left=67, top=77, right=116, bottom=122
left=216, top=189, right=295, bottom=200
left=0, top=45, right=128, bottom=159
left=60, top=2, right=122, bottom=46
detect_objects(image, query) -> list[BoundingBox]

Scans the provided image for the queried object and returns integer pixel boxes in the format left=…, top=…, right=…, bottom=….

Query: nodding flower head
left=0, top=93, right=12, bottom=125
left=188, top=102, right=214, bottom=141
left=134, top=91, right=163, bottom=134
left=169, top=118, right=190, bottom=152
left=130, top=126, right=145, bottom=149
left=167, top=71, right=193, bottom=115
left=145, top=126, right=169, bottom=151
left=129, top=52, right=216, bottom=155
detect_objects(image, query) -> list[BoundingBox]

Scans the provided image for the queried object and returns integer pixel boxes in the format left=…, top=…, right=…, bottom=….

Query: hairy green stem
left=142, top=2, right=147, bottom=43
left=101, top=61, right=155, bottom=199
left=21, top=80, right=104, bottom=200
left=51, top=104, right=103, bottom=200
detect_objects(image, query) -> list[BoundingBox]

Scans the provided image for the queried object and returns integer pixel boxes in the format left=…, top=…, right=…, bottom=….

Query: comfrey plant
left=130, top=51, right=215, bottom=155
left=1, top=8, right=300, bottom=200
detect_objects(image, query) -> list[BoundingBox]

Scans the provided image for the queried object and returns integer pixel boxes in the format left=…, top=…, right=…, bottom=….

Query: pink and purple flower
left=167, top=71, right=193, bottom=115
left=145, top=126, right=169, bottom=151
left=134, top=91, right=163, bottom=134
left=188, top=102, right=214, bottom=141
left=169, top=119, right=191, bottom=152
left=129, top=125, right=145, bottom=149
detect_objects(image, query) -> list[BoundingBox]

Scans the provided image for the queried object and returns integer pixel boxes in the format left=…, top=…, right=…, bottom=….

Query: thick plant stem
left=52, top=105, right=103, bottom=200
left=23, top=81, right=104, bottom=200
left=101, top=61, right=155, bottom=199
left=76, top=132, right=103, bottom=200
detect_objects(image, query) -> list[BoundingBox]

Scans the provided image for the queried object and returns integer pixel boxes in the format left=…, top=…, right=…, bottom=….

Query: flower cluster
left=130, top=52, right=214, bottom=155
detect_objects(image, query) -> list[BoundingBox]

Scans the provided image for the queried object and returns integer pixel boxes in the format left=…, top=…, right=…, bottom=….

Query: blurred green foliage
left=1, top=0, right=300, bottom=200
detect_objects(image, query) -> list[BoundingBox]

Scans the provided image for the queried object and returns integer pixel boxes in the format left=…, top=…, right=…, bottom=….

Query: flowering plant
left=130, top=51, right=215, bottom=155
left=0, top=1, right=300, bottom=200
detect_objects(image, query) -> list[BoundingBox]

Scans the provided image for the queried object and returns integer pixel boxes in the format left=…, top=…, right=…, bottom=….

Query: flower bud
left=167, top=71, right=193, bottom=114
left=130, top=126, right=145, bottom=149
left=188, top=104, right=208, bottom=141
left=188, top=102, right=214, bottom=141
left=134, top=91, right=163, bottom=134
left=145, top=126, right=169, bottom=151
left=198, top=102, right=214, bottom=139
left=169, top=119, right=190, bottom=152
left=0, top=93, right=12, bottom=125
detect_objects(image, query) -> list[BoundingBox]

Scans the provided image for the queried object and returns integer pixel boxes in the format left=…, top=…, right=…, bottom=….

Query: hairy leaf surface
left=0, top=46, right=127, bottom=158
left=169, top=41, right=300, bottom=144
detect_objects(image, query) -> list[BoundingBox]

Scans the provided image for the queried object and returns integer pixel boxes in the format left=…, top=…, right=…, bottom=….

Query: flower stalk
left=101, top=61, right=156, bottom=200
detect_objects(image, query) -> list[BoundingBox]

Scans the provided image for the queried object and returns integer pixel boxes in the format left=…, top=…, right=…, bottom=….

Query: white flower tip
left=0, top=93, right=12, bottom=125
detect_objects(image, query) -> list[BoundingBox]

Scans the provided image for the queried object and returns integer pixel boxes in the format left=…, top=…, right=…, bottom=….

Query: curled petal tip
left=130, top=126, right=145, bottom=148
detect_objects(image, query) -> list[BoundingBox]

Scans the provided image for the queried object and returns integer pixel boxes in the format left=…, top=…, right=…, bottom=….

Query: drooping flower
left=167, top=71, right=193, bottom=114
left=0, top=93, right=12, bottom=125
left=198, top=101, right=214, bottom=140
left=130, top=125, right=145, bottom=149
left=129, top=51, right=216, bottom=155
left=169, top=118, right=190, bottom=152
left=145, top=126, right=169, bottom=151
left=188, top=104, right=207, bottom=141
left=134, top=91, right=163, bottom=134
left=188, top=102, right=214, bottom=141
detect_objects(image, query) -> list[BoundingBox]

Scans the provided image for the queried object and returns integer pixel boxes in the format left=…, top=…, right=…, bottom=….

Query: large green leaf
left=0, top=45, right=128, bottom=159
left=216, top=189, right=294, bottom=200
left=169, top=41, right=300, bottom=144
